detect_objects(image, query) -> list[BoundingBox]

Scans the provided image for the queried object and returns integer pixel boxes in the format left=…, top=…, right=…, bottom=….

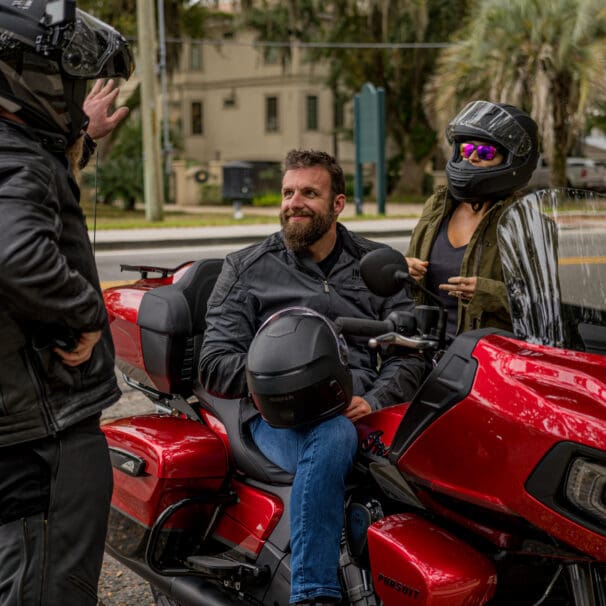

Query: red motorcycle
left=102, top=188, right=606, bottom=605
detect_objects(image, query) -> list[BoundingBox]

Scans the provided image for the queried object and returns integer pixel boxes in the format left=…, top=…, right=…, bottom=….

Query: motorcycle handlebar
left=335, top=317, right=394, bottom=337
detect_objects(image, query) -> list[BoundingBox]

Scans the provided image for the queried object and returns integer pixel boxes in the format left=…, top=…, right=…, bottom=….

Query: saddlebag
left=103, top=414, right=228, bottom=560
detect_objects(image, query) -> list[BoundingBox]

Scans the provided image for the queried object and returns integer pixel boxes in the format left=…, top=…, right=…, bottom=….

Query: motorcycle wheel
left=150, top=584, right=182, bottom=606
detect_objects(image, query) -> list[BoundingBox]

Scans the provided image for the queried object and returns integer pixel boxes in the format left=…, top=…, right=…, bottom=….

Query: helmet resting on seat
left=246, top=307, right=353, bottom=429
left=445, top=100, right=539, bottom=203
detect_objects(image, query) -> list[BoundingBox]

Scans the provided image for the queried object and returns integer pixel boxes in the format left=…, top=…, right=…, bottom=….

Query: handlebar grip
left=335, top=317, right=394, bottom=337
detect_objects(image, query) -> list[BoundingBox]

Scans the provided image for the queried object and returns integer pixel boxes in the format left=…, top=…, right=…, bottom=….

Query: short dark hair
left=283, top=149, right=345, bottom=199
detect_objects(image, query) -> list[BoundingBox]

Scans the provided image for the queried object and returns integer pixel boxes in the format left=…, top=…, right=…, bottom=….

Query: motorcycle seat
left=193, top=382, right=294, bottom=485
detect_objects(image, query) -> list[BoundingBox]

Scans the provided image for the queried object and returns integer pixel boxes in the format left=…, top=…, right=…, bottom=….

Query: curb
left=92, top=226, right=415, bottom=251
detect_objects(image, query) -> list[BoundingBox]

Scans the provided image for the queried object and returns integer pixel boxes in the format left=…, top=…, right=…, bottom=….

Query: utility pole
left=157, top=0, right=173, bottom=203
left=137, top=0, right=164, bottom=221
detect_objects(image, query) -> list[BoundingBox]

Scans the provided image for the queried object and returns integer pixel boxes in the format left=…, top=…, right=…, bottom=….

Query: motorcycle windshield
left=497, top=188, right=606, bottom=353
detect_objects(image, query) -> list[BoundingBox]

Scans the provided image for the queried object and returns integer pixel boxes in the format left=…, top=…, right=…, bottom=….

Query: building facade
left=168, top=28, right=355, bottom=173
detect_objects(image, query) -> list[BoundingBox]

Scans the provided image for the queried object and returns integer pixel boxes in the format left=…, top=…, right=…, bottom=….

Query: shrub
left=198, top=184, right=223, bottom=205
left=344, top=174, right=372, bottom=198
left=252, top=192, right=282, bottom=207
left=82, top=119, right=144, bottom=210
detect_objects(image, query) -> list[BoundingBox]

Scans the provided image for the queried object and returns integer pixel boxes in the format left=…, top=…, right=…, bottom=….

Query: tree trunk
left=391, top=157, right=428, bottom=196
left=550, top=72, right=572, bottom=187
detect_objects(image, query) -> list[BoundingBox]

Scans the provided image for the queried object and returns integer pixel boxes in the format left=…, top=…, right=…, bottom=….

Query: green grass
left=81, top=200, right=422, bottom=230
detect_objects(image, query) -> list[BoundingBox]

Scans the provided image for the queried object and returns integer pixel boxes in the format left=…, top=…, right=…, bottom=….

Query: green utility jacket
left=407, top=186, right=515, bottom=335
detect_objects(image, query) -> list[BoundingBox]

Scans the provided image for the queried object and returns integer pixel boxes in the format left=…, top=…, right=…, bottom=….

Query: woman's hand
left=440, top=276, right=478, bottom=302
left=54, top=331, right=101, bottom=367
left=405, top=257, right=429, bottom=282
left=83, top=79, right=129, bottom=140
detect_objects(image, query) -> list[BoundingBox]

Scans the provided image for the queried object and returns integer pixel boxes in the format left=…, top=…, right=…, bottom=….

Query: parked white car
left=526, top=155, right=606, bottom=192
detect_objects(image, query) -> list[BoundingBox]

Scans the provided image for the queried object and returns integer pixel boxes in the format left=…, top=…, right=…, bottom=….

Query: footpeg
left=186, top=555, right=269, bottom=587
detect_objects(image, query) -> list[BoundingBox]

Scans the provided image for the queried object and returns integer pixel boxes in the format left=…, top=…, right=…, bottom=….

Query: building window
left=190, top=43, right=203, bottom=71
left=266, top=96, right=279, bottom=132
left=223, top=89, right=237, bottom=109
left=306, top=95, right=319, bottom=131
left=191, top=101, right=203, bottom=135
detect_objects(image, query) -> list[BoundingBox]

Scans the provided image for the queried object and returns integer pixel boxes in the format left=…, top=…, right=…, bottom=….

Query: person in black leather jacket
left=0, top=3, right=133, bottom=605
left=199, top=149, right=426, bottom=605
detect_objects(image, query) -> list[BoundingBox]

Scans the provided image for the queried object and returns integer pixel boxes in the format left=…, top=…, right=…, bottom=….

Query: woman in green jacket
left=407, top=100, right=539, bottom=337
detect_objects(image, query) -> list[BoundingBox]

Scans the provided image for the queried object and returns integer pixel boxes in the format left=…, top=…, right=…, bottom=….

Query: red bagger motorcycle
left=102, top=189, right=606, bottom=605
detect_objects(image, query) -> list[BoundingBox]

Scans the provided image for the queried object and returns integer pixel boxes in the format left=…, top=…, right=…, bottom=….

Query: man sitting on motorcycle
left=199, top=149, right=426, bottom=605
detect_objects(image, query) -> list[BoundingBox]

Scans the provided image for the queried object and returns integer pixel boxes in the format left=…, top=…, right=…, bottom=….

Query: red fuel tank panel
left=368, top=513, right=496, bottom=606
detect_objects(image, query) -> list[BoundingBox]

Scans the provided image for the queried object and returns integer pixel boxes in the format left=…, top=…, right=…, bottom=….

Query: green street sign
left=354, top=83, right=386, bottom=214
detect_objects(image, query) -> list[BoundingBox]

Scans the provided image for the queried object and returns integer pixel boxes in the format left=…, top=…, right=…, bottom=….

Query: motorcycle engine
left=346, top=498, right=384, bottom=561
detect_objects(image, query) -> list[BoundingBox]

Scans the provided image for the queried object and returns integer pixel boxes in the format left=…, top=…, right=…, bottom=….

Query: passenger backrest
left=136, top=258, right=224, bottom=396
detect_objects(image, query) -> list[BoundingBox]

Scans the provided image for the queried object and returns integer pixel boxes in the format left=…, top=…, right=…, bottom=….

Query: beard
left=280, top=204, right=335, bottom=252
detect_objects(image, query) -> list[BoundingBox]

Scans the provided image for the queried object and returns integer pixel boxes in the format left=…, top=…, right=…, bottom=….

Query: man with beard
left=199, top=149, right=425, bottom=605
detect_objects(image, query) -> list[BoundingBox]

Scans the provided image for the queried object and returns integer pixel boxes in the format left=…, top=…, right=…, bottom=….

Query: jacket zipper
left=21, top=518, right=28, bottom=606
left=322, top=279, right=329, bottom=293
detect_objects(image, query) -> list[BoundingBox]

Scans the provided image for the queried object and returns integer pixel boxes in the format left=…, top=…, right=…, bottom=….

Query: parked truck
left=526, top=155, right=606, bottom=192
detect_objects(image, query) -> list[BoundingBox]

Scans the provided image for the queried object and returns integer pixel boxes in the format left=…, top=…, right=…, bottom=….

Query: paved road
left=95, top=236, right=412, bottom=284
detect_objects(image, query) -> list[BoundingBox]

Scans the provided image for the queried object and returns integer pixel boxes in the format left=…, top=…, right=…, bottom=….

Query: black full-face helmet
left=0, top=0, right=133, bottom=146
left=445, top=100, right=539, bottom=203
left=246, top=307, right=353, bottom=429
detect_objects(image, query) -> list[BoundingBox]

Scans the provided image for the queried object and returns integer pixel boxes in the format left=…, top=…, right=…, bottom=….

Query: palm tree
left=425, top=0, right=606, bottom=186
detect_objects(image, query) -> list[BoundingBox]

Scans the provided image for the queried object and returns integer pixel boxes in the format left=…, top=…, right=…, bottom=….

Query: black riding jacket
left=199, top=224, right=425, bottom=420
left=0, top=119, right=120, bottom=447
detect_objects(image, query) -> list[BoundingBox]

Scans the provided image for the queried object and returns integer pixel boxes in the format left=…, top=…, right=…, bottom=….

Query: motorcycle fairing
left=211, top=479, right=284, bottom=557
left=397, top=333, right=606, bottom=560
left=367, top=513, right=496, bottom=606
left=526, top=441, right=606, bottom=541
left=387, top=328, right=503, bottom=462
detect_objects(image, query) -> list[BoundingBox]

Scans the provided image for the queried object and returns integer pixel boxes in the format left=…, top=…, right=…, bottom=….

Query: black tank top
left=425, top=216, right=467, bottom=337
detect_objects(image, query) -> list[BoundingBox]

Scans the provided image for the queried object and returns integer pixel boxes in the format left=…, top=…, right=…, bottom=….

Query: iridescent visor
left=61, top=10, right=133, bottom=79
left=446, top=100, right=532, bottom=157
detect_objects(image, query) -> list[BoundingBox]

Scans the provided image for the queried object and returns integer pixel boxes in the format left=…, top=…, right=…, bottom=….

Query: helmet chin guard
left=0, top=0, right=133, bottom=145
left=445, top=100, right=539, bottom=203
left=246, top=307, right=353, bottom=429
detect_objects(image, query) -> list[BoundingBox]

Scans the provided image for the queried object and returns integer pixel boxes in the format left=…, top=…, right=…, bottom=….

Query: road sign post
left=354, top=83, right=386, bottom=215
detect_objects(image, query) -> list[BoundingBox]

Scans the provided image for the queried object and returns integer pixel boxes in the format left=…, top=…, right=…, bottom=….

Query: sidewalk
left=92, top=202, right=423, bottom=250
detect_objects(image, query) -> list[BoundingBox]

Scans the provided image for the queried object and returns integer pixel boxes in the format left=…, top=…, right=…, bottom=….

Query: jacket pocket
left=75, top=334, right=116, bottom=394
left=0, top=321, right=41, bottom=418
left=33, top=347, right=82, bottom=392
left=337, top=278, right=374, bottom=315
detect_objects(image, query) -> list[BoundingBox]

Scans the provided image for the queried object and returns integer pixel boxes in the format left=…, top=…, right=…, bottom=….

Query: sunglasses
left=459, top=143, right=499, bottom=161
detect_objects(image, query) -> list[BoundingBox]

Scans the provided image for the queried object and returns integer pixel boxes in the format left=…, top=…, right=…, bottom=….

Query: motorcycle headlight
left=526, top=442, right=606, bottom=538
left=565, top=458, right=606, bottom=526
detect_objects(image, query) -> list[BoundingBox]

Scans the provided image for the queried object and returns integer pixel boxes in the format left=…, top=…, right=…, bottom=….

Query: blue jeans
left=249, top=414, right=358, bottom=604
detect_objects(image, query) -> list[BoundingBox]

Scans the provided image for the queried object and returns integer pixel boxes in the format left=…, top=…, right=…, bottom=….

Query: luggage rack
left=120, top=264, right=181, bottom=279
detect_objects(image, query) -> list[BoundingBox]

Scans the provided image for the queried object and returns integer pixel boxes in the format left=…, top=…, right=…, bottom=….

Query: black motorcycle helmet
left=0, top=0, right=133, bottom=146
left=246, top=307, right=353, bottom=429
left=445, top=100, right=539, bottom=203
